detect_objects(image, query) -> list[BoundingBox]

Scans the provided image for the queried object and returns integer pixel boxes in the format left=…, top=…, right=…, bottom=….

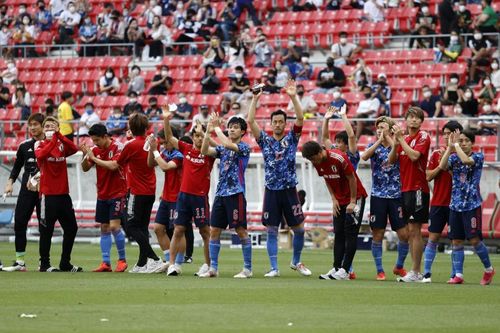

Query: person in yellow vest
left=58, top=91, right=75, bottom=140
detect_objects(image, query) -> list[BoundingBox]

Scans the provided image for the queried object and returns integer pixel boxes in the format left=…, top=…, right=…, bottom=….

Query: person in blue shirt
left=78, top=16, right=97, bottom=57
left=438, top=129, right=495, bottom=285
left=330, top=87, right=347, bottom=110
left=419, top=85, right=442, bottom=117
left=106, top=107, right=127, bottom=136
left=200, top=114, right=252, bottom=278
left=35, top=0, right=53, bottom=31
left=247, top=79, right=312, bottom=278
left=361, top=116, right=410, bottom=281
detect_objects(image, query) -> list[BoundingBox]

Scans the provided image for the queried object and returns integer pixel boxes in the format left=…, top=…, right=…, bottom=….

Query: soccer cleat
left=332, top=268, right=350, bottom=280
left=397, top=270, right=422, bottom=283
left=198, top=267, right=218, bottom=278
left=92, top=262, right=112, bottom=272
left=349, top=272, right=357, bottom=280
left=145, top=259, right=169, bottom=273
left=194, top=263, right=209, bottom=277
left=39, top=266, right=60, bottom=272
left=114, top=260, right=128, bottom=272
left=422, top=273, right=432, bottom=284
left=234, top=268, right=253, bottom=279
left=2, top=261, right=27, bottom=272
left=319, top=267, right=337, bottom=280
left=60, top=265, right=83, bottom=273
left=0, top=260, right=2, bottom=271
left=376, top=272, right=386, bottom=281
left=264, top=269, right=280, bottom=278
left=129, top=264, right=147, bottom=273
left=393, top=266, right=407, bottom=278
left=290, top=262, right=312, bottom=276
left=184, top=256, right=193, bottom=264
left=167, top=264, right=182, bottom=276
left=447, top=276, right=464, bottom=284
left=480, top=269, right=495, bottom=286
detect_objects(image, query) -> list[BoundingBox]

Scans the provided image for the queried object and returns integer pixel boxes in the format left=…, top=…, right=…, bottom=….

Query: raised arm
left=212, top=113, right=240, bottom=152
left=451, top=131, right=474, bottom=166
left=321, top=107, right=335, bottom=148
left=57, top=132, right=78, bottom=157
left=361, top=131, right=384, bottom=161
left=247, top=89, right=262, bottom=141
left=163, top=105, right=179, bottom=150
left=201, top=114, right=218, bottom=158
left=387, top=125, right=401, bottom=165
left=34, top=135, right=58, bottom=161
left=285, top=80, right=304, bottom=127
left=338, top=104, right=357, bottom=155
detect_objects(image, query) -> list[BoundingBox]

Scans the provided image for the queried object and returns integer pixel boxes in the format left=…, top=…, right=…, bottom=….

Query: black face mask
left=297, top=91, right=304, bottom=96
left=364, top=93, right=372, bottom=98
left=39, top=5, right=45, bottom=10
left=327, top=62, right=334, bottom=68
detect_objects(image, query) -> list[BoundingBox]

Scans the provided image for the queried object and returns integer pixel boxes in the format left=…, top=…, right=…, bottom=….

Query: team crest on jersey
left=186, top=155, right=191, bottom=160
left=108, top=151, right=113, bottom=159
left=59, top=143, right=64, bottom=152
left=370, top=215, right=376, bottom=223
left=410, top=139, right=416, bottom=148
left=281, top=140, right=289, bottom=148
left=331, top=165, right=337, bottom=173
left=263, top=212, right=269, bottom=219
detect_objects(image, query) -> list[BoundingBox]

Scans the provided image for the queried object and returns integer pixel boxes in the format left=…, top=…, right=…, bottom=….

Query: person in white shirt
left=1, top=59, right=18, bottom=85
left=286, top=84, right=318, bottom=119
left=78, top=102, right=101, bottom=136
left=0, top=24, right=12, bottom=47
left=98, top=67, right=120, bottom=96
left=50, top=0, right=69, bottom=18
left=363, top=0, right=385, bottom=22
left=190, top=104, right=211, bottom=131
left=143, top=0, right=162, bottom=28
left=355, top=85, right=380, bottom=137
left=331, top=31, right=362, bottom=67
left=490, top=58, right=500, bottom=89
left=58, top=2, right=81, bottom=44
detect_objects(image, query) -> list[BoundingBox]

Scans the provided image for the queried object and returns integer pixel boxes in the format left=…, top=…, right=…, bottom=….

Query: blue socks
left=267, top=226, right=279, bottom=271
left=474, top=241, right=492, bottom=269
left=241, top=237, right=252, bottom=271
left=175, top=252, right=184, bottom=265
left=292, top=228, right=304, bottom=266
left=424, top=240, right=438, bottom=276
left=452, top=245, right=465, bottom=276
left=371, top=241, right=384, bottom=273
left=112, top=229, right=126, bottom=261
left=396, top=241, right=409, bottom=269
left=164, top=250, right=170, bottom=262
left=100, top=232, right=112, bottom=264
left=209, top=239, right=221, bottom=270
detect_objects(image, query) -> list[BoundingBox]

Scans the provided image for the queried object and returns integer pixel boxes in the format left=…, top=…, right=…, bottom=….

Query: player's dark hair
left=461, top=129, right=475, bottom=143
left=190, top=124, right=207, bottom=136
left=179, top=136, right=193, bottom=144
left=27, top=113, right=45, bottom=125
left=442, top=120, right=463, bottom=133
left=405, top=106, right=425, bottom=121
left=128, top=113, right=148, bottom=136
left=88, top=123, right=108, bottom=137
left=61, top=91, right=73, bottom=101
left=301, top=141, right=322, bottom=160
left=227, top=116, right=247, bottom=135
left=158, top=127, right=179, bottom=139
left=270, top=109, right=287, bottom=122
left=334, top=130, right=348, bottom=145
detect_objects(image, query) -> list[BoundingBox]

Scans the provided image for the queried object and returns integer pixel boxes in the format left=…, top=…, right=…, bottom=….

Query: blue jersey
left=347, top=150, right=360, bottom=170
left=368, top=143, right=401, bottom=199
left=214, top=142, right=250, bottom=197
left=449, top=152, right=483, bottom=212
left=257, top=126, right=301, bottom=190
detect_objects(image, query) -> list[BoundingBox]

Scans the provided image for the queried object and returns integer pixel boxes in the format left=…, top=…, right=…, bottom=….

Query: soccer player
left=248, top=80, right=311, bottom=277
left=199, top=113, right=252, bottom=278
left=80, top=124, right=128, bottom=272
left=361, top=116, right=409, bottom=281
left=301, top=141, right=367, bottom=280
left=388, top=107, right=431, bottom=282
left=422, top=120, right=463, bottom=283
left=437, top=130, right=495, bottom=285
left=2, top=113, right=45, bottom=271
left=35, top=116, right=81, bottom=272
left=163, top=108, right=215, bottom=277
left=88, top=113, right=165, bottom=273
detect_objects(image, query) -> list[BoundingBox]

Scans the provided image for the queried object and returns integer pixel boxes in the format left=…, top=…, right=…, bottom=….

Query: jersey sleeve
left=414, top=131, right=431, bottom=155
left=291, top=124, right=302, bottom=143
left=177, top=140, right=191, bottom=155
left=427, top=150, right=439, bottom=170
left=215, top=145, right=224, bottom=159
left=448, top=153, right=458, bottom=170
left=472, top=152, right=484, bottom=169
left=116, top=142, right=131, bottom=167
left=9, top=142, right=26, bottom=181
left=237, top=142, right=250, bottom=157
left=256, top=130, right=268, bottom=148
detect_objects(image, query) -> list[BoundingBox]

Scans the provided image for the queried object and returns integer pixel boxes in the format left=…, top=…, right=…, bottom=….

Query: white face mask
left=421, top=6, right=429, bottom=14
left=474, top=33, right=482, bottom=40
left=423, top=91, right=431, bottom=98
left=288, top=40, right=295, bottom=47
left=177, top=3, right=183, bottom=10
left=484, top=79, right=491, bottom=86
left=69, top=6, right=76, bottom=13
left=301, top=57, right=309, bottom=63
left=179, top=97, right=187, bottom=104
left=483, top=104, right=492, bottom=112
left=450, top=35, right=458, bottom=43
left=7, top=63, right=14, bottom=69
left=491, top=63, right=499, bottom=70
left=340, top=37, right=347, bottom=44
left=450, top=78, right=458, bottom=84
left=235, top=73, right=243, bottom=79
left=23, top=19, right=30, bottom=25
left=333, top=91, right=341, bottom=99
left=161, top=70, right=169, bottom=76
left=129, top=98, right=137, bottom=103
left=132, top=68, right=140, bottom=75
left=464, top=91, right=472, bottom=99
left=85, top=18, right=91, bottom=24
left=19, top=8, right=26, bottom=14
left=454, top=106, right=462, bottom=113
left=105, top=72, right=113, bottom=79
left=459, top=5, right=466, bottom=12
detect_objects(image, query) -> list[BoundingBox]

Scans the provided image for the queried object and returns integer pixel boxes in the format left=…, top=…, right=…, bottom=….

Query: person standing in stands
left=57, top=91, right=75, bottom=141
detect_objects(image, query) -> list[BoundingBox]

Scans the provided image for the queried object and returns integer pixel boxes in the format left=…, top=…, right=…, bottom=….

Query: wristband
left=153, top=151, right=161, bottom=159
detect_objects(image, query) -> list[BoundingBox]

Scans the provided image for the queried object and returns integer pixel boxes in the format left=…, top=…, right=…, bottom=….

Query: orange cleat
left=393, top=266, right=407, bottom=277
left=348, top=271, right=357, bottom=280
left=114, top=259, right=128, bottom=272
left=480, top=269, right=495, bottom=286
left=93, top=262, right=112, bottom=272
left=376, top=272, right=386, bottom=281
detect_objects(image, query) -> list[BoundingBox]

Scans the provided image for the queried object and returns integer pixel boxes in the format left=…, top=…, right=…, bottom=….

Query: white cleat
left=194, top=263, right=209, bottom=277
left=397, top=270, right=423, bottom=282
left=264, top=269, right=280, bottom=278
left=319, top=267, right=337, bottom=280
left=129, top=264, right=147, bottom=273
left=167, top=264, right=182, bottom=276
left=332, top=268, right=350, bottom=280
left=421, top=277, right=432, bottom=283
left=290, top=262, right=312, bottom=276
left=199, top=267, right=218, bottom=278
left=234, top=268, right=253, bottom=279
left=2, top=261, right=27, bottom=272
left=145, top=259, right=169, bottom=273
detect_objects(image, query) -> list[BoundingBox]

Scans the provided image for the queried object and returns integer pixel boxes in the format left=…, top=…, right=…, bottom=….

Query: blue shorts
left=211, top=193, right=247, bottom=230
left=449, top=207, right=482, bottom=240
left=428, top=206, right=450, bottom=234
left=175, top=192, right=210, bottom=228
left=369, top=196, right=405, bottom=231
left=96, top=197, right=126, bottom=224
left=155, top=199, right=176, bottom=229
left=262, top=187, right=304, bottom=227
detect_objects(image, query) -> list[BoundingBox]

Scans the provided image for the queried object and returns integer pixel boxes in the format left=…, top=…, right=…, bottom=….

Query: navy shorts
left=155, top=199, right=176, bottom=229
left=175, top=192, right=210, bottom=228
left=95, top=197, right=126, bottom=224
left=428, top=206, right=450, bottom=234
left=211, top=193, right=247, bottom=230
left=449, top=207, right=482, bottom=240
left=402, top=190, right=430, bottom=223
left=262, top=187, right=305, bottom=227
left=369, top=196, right=405, bottom=231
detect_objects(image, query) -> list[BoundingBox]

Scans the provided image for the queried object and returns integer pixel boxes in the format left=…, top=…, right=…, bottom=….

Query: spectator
left=58, top=2, right=81, bottom=44
left=175, top=9, right=202, bottom=55
left=331, top=31, right=362, bottom=67
left=351, top=58, right=373, bottom=90
left=77, top=102, right=100, bottom=137
left=456, top=0, right=472, bottom=34
left=474, top=0, right=498, bottom=34
left=228, top=102, right=245, bottom=118
left=201, top=64, right=221, bottom=94
left=173, top=1, right=187, bottom=28
left=218, top=0, right=237, bottom=42
left=0, top=5, right=12, bottom=27
left=478, top=76, right=496, bottom=100
left=442, top=73, right=462, bottom=104
left=233, top=0, right=262, bottom=26
left=468, top=29, right=493, bottom=83
left=35, top=0, right=53, bottom=31
left=106, top=106, right=127, bottom=136
left=79, top=16, right=98, bottom=56
left=125, top=18, right=145, bottom=60
left=0, top=77, right=10, bottom=109
left=281, top=35, right=302, bottom=72
left=13, top=16, right=37, bottom=57
left=1, top=59, right=18, bottom=85
left=419, top=85, right=442, bottom=117
left=172, top=93, right=193, bottom=130
left=414, top=4, right=437, bottom=33
left=97, top=2, right=114, bottom=27
left=240, top=24, right=253, bottom=47
left=293, top=0, right=323, bottom=11
left=58, top=91, right=75, bottom=140
left=275, top=61, right=290, bottom=88
left=222, top=66, right=250, bottom=114
left=412, top=26, right=435, bottom=49
left=459, top=87, right=479, bottom=117
left=144, top=0, right=162, bottom=28
left=294, top=53, right=313, bottom=81
left=197, top=0, right=217, bottom=27
left=363, top=0, right=385, bottom=22
left=50, top=0, right=69, bottom=18
left=326, top=0, right=341, bottom=10
left=149, top=16, right=172, bottom=60
left=144, top=96, right=162, bottom=121
left=438, top=0, right=456, bottom=38
left=98, top=67, right=120, bottom=96
left=434, top=30, right=463, bottom=63
left=372, top=73, right=391, bottom=116
left=262, top=69, right=280, bottom=94
left=149, top=65, right=173, bottom=95
left=354, top=85, right=380, bottom=138
left=105, top=10, right=125, bottom=44
left=202, top=35, right=226, bottom=68
left=44, top=98, right=56, bottom=117
left=122, top=6, right=132, bottom=26
left=330, top=87, right=347, bottom=109
left=477, top=100, right=499, bottom=135
left=123, top=91, right=144, bottom=117
left=191, top=104, right=210, bottom=129
left=228, top=35, right=247, bottom=69
left=128, top=65, right=145, bottom=95
left=12, top=83, right=32, bottom=120
left=14, top=4, right=31, bottom=27
left=252, top=34, right=274, bottom=68
left=0, top=24, right=12, bottom=50
left=286, top=84, right=318, bottom=119
left=490, top=58, right=500, bottom=89
left=312, top=57, right=346, bottom=94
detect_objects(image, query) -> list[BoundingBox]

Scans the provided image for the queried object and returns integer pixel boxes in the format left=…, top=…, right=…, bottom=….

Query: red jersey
left=35, top=132, right=78, bottom=195
left=398, top=130, right=430, bottom=193
left=160, top=148, right=183, bottom=202
left=178, top=141, right=215, bottom=196
left=427, top=148, right=452, bottom=206
left=116, top=136, right=156, bottom=195
left=90, top=140, right=127, bottom=200
left=314, top=149, right=367, bottom=206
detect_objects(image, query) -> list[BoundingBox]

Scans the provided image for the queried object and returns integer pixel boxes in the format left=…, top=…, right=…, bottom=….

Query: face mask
left=123, top=10, right=128, bottom=16
left=301, top=57, right=309, bottom=63
left=113, top=113, right=122, bottom=118
left=297, top=90, right=304, bottom=96
left=340, top=37, right=347, bottom=44
left=474, top=33, right=482, bottom=40
left=450, top=35, right=458, bottom=43
left=85, top=108, right=93, bottom=114
left=69, top=6, right=76, bottom=13
left=423, top=91, right=431, bottom=98
left=23, top=19, right=30, bottom=25
left=454, top=107, right=462, bottom=113
left=492, top=63, right=499, bottom=70
left=450, top=78, right=458, bottom=84
left=106, top=72, right=113, bottom=79
left=288, top=41, right=295, bottom=47
left=85, top=18, right=91, bottom=24
left=19, top=8, right=26, bottom=14
left=484, top=79, right=491, bottom=86
left=275, top=63, right=282, bottom=70
left=483, top=104, right=492, bottom=112
left=39, top=5, right=45, bottom=10
left=464, top=91, right=472, bottom=99
left=327, top=62, right=334, bottom=68
left=333, top=91, right=341, bottom=99
left=421, top=6, right=429, bottom=14
left=132, top=68, right=140, bottom=75
left=179, top=97, right=187, bottom=104
left=7, top=63, right=14, bottom=69
left=459, top=5, right=465, bottom=12
left=129, top=98, right=137, bottom=103
left=161, top=70, right=169, bottom=76
left=177, top=3, right=183, bottom=10
left=364, top=92, right=372, bottom=99
left=235, top=73, right=243, bottom=79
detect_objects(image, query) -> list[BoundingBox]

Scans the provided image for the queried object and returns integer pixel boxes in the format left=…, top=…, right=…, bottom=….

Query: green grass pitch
left=0, top=242, right=499, bottom=333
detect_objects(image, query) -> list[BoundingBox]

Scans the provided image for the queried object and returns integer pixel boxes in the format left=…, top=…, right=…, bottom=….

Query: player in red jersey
left=88, top=113, right=166, bottom=273
left=388, top=107, right=431, bottom=282
left=35, top=116, right=81, bottom=272
left=301, top=141, right=367, bottom=280
left=80, top=124, right=128, bottom=273
left=163, top=107, right=215, bottom=277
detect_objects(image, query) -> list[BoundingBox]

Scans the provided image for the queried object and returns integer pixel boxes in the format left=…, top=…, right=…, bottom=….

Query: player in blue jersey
left=200, top=113, right=252, bottom=278
left=361, top=116, right=409, bottom=281
left=438, top=130, right=495, bottom=285
left=247, top=80, right=311, bottom=277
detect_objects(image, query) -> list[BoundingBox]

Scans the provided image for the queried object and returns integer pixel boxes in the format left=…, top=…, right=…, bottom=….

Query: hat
left=377, top=73, right=387, bottom=79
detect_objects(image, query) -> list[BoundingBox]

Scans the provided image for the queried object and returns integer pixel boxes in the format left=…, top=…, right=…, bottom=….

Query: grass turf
left=0, top=242, right=499, bottom=333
